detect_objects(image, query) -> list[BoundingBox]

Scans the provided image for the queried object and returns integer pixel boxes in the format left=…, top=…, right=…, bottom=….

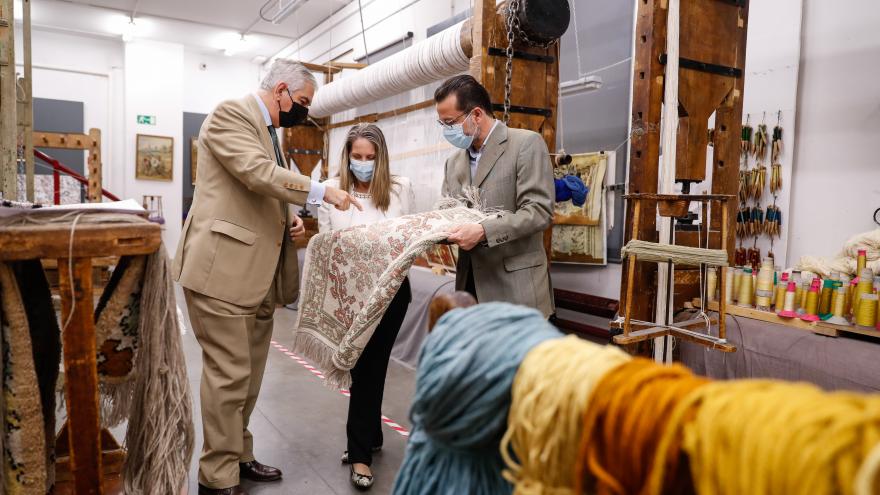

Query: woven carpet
left=294, top=205, right=489, bottom=388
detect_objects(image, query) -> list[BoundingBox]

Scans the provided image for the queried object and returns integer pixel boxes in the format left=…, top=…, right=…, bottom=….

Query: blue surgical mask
left=442, top=112, right=477, bottom=149
left=349, top=158, right=374, bottom=182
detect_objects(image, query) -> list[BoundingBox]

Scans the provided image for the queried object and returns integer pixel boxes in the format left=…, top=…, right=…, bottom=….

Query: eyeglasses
left=436, top=109, right=472, bottom=130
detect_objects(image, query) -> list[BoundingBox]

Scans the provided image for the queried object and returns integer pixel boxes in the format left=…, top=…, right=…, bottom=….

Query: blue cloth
left=554, top=175, right=588, bottom=207
left=392, top=303, right=562, bottom=495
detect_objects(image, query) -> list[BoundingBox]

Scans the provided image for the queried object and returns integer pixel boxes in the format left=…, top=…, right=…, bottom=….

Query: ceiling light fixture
left=223, top=33, right=250, bottom=57
left=259, top=0, right=307, bottom=25
left=559, top=74, right=603, bottom=98
left=121, top=17, right=137, bottom=42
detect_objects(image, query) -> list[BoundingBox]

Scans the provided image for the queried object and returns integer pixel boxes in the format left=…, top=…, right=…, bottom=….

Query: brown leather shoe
left=239, top=460, right=283, bottom=482
left=197, top=484, right=248, bottom=495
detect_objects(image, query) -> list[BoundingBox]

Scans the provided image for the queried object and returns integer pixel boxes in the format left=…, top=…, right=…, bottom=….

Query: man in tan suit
left=174, top=60, right=360, bottom=495
left=436, top=75, right=554, bottom=316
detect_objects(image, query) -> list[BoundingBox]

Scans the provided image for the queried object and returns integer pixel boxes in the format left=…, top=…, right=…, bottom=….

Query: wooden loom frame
left=619, top=0, right=750, bottom=339
left=286, top=0, right=561, bottom=253
left=34, top=129, right=103, bottom=202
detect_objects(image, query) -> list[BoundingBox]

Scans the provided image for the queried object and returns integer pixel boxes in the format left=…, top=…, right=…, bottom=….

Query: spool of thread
left=819, top=279, right=835, bottom=317
left=874, top=275, right=880, bottom=295
left=796, top=281, right=808, bottom=315
left=774, top=272, right=790, bottom=310
left=853, top=268, right=874, bottom=316
left=855, top=293, right=879, bottom=328
left=857, top=249, right=868, bottom=275
left=707, top=268, right=718, bottom=302
left=841, top=275, right=852, bottom=315
left=755, top=259, right=774, bottom=310
left=737, top=268, right=754, bottom=307
left=777, top=281, right=798, bottom=318
left=827, top=286, right=850, bottom=325
left=732, top=268, right=743, bottom=302
left=724, top=267, right=735, bottom=304
left=800, top=279, right=821, bottom=322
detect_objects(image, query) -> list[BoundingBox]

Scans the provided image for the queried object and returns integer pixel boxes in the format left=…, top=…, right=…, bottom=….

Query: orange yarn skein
left=575, top=359, right=709, bottom=495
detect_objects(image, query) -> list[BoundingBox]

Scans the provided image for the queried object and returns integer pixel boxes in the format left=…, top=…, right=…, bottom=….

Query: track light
left=559, top=75, right=603, bottom=97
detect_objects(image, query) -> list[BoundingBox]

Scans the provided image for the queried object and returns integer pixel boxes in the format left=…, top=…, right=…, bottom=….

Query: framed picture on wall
left=190, top=138, right=198, bottom=185
left=135, top=134, right=173, bottom=181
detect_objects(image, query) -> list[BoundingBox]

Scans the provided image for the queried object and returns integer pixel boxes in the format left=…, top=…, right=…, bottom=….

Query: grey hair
left=259, top=59, right=317, bottom=92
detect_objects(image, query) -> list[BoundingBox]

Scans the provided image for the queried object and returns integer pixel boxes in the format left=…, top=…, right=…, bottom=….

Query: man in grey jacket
left=436, top=74, right=554, bottom=316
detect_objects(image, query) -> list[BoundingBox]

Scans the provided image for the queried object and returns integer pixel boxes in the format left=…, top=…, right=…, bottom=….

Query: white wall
left=183, top=50, right=261, bottom=115
left=14, top=30, right=125, bottom=194
left=124, top=40, right=185, bottom=249
left=787, top=0, right=880, bottom=263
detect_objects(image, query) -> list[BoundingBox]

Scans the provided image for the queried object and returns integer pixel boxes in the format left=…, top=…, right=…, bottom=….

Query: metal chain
left=503, top=0, right=519, bottom=124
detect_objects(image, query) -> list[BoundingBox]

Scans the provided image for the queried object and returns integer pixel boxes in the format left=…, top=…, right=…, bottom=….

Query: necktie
left=267, top=126, right=287, bottom=169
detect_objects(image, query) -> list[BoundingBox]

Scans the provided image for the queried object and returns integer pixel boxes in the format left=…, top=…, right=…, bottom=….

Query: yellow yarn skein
left=500, top=336, right=630, bottom=494
left=647, top=380, right=880, bottom=495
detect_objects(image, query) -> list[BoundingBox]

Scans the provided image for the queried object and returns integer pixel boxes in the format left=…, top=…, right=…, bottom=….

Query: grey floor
left=178, top=287, right=417, bottom=495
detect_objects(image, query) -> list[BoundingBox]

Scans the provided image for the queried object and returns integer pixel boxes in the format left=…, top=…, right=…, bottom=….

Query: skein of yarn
left=500, top=336, right=630, bottom=494
left=392, top=303, right=562, bottom=495
left=575, top=359, right=709, bottom=495
left=647, top=380, right=880, bottom=495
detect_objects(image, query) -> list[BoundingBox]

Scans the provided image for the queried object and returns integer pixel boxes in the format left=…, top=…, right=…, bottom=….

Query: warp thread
left=621, top=240, right=729, bottom=267
left=500, top=336, right=630, bottom=494
left=647, top=380, right=880, bottom=495
left=392, top=303, right=562, bottom=495
left=575, top=359, right=709, bottom=495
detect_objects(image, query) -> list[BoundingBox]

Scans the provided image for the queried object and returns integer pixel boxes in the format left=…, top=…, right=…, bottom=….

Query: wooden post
left=58, top=257, right=104, bottom=495
left=22, top=0, right=33, bottom=201
left=0, top=0, right=17, bottom=200
left=87, top=128, right=101, bottom=202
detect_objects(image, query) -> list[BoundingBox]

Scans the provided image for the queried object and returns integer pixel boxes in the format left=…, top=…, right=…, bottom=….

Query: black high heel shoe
left=340, top=446, right=382, bottom=464
left=349, top=464, right=374, bottom=491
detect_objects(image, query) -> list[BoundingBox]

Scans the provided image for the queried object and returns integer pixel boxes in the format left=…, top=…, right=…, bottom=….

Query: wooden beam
left=58, top=256, right=104, bottom=494
left=327, top=61, right=368, bottom=70
left=553, top=289, right=619, bottom=318
left=87, top=128, right=101, bottom=202
left=22, top=0, right=33, bottom=201
left=551, top=315, right=610, bottom=340
left=299, top=61, right=342, bottom=75
left=326, top=99, right=436, bottom=130
left=0, top=222, right=161, bottom=261
left=33, top=131, right=96, bottom=150
left=0, top=0, right=16, bottom=200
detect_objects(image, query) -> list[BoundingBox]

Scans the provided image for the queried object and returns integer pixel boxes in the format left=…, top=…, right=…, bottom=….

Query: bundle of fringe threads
left=393, top=302, right=880, bottom=495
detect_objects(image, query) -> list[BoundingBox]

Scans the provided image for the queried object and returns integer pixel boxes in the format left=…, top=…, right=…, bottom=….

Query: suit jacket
left=442, top=122, right=555, bottom=316
left=173, top=95, right=312, bottom=308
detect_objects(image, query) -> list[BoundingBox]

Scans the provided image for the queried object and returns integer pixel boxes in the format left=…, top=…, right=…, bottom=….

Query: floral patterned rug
left=294, top=205, right=488, bottom=389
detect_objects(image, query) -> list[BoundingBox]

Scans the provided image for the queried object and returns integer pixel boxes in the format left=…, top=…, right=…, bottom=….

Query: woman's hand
left=290, top=214, right=306, bottom=240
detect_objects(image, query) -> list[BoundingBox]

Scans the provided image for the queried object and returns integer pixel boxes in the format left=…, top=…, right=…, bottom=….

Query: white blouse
left=318, top=176, right=415, bottom=232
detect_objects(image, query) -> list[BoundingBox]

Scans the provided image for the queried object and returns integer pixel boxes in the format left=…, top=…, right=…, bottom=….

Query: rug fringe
left=291, top=331, right=352, bottom=390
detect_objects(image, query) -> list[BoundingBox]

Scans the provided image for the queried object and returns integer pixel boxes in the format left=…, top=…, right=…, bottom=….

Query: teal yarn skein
left=392, top=302, right=562, bottom=495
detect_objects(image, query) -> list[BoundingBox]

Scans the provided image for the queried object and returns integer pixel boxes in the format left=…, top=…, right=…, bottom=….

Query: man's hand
left=289, top=214, right=306, bottom=240
left=324, top=186, right=363, bottom=212
left=446, top=223, right=486, bottom=251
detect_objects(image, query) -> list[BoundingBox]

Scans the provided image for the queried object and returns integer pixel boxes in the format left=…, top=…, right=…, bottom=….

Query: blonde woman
left=318, top=123, right=414, bottom=490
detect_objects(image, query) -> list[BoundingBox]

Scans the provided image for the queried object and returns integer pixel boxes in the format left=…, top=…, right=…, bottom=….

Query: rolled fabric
left=392, top=303, right=562, bottom=495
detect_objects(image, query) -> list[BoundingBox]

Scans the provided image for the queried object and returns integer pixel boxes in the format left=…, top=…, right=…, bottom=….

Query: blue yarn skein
left=392, top=302, right=562, bottom=495
left=554, top=175, right=589, bottom=207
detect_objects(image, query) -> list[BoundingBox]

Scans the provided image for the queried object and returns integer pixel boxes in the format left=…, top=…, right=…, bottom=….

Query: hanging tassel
left=741, top=119, right=753, bottom=156
left=752, top=206, right=765, bottom=236
left=748, top=244, right=761, bottom=271
left=750, top=164, right=766, bottom=200
left=738, top=170, right=750, bottom=204
left=770, top=163, right=782, bottom=194
left=754, top=124, right=769, bottom=160
left=772, top=113, right=784, bottom=163
left=735, top=246, right=748, bottom=267
left=736, top=207, right=749, bottom=239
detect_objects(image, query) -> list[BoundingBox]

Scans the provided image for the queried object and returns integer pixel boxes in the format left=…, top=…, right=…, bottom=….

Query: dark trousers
left=346, top=277, right=411, bottom=466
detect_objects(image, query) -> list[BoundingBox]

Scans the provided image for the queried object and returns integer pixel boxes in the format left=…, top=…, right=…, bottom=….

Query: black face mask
left=278, top=88, right=309, bottom=128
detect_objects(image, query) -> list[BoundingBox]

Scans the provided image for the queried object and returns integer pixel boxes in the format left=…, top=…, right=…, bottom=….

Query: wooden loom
left=616, top=0, right=750, bottom=351
left=284, top=0, right=566, bottom=253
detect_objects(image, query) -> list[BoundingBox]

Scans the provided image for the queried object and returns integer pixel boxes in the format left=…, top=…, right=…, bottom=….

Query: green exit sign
left=137, top=115, right=156, bottom=125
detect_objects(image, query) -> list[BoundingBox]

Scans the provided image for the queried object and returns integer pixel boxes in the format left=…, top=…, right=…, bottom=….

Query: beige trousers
left=184, top=285, right=276, bottom=489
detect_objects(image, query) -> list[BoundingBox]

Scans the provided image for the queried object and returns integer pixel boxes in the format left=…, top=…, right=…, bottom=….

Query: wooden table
left=0, top=220, right=161, bottom=495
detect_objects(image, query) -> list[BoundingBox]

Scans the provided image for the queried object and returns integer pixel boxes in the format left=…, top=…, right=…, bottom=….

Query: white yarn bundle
left=309, top=21, right=470, bottom=118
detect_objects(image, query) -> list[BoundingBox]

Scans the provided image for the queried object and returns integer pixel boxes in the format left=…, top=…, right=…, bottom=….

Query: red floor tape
left=270, top=340, right=410, bottom=437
